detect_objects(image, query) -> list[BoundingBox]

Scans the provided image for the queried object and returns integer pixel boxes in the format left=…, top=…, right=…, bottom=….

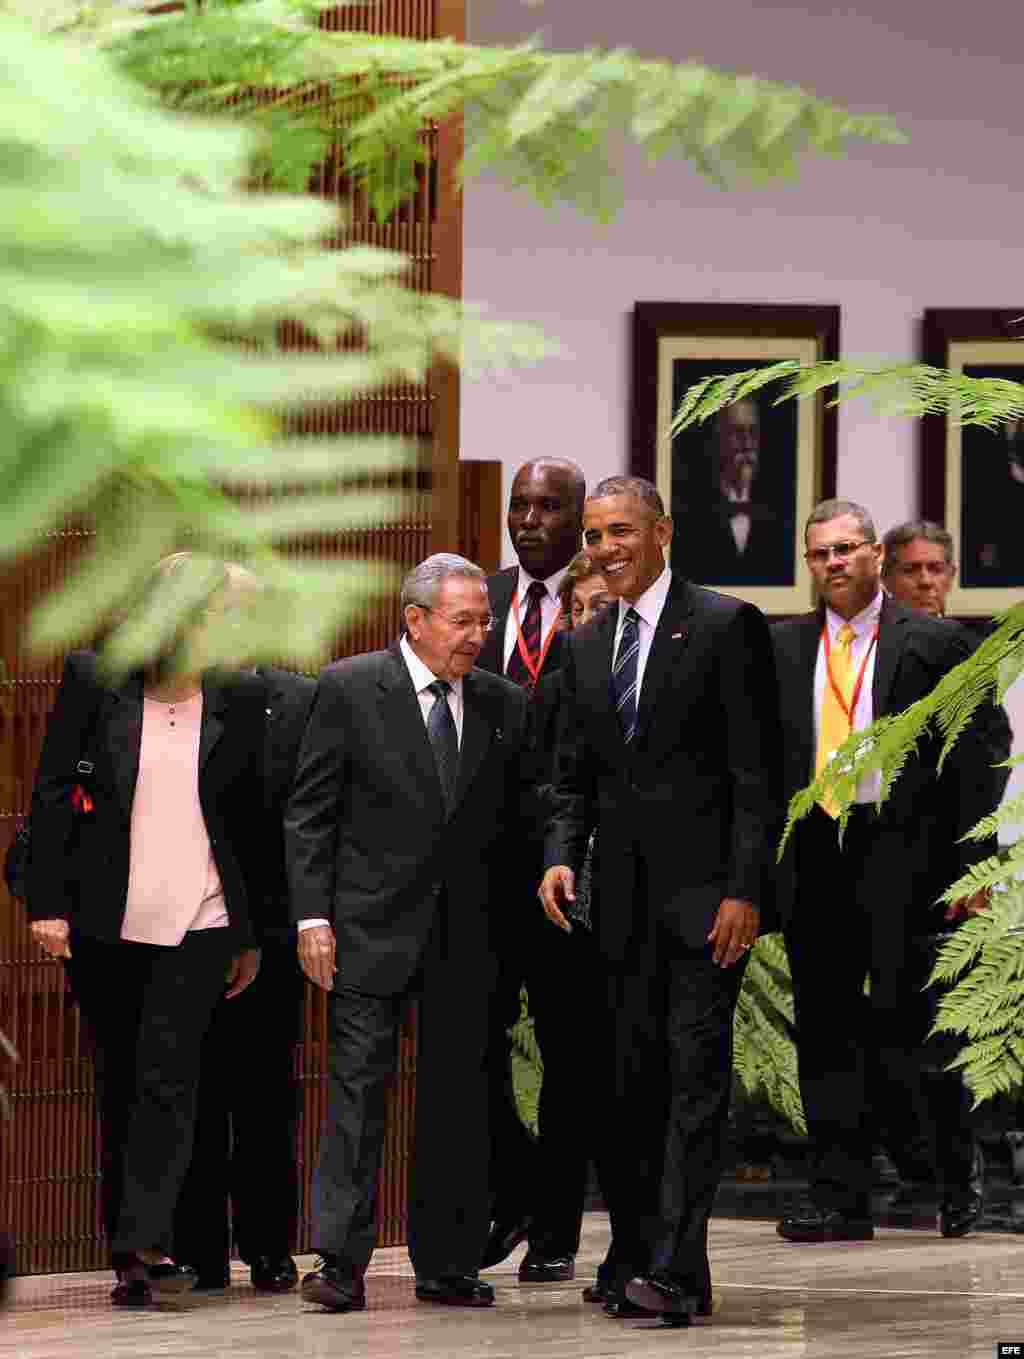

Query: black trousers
left=488, top=901, right=606, bottom=1257
left=66, top=928, right=237, bottom=1264
left=314, top=902, right=493, bottom=1279
left=173, top=938, right=303, bottom=1273
left=596, top=931, right=745, bottom=1299
left=785, top=805, right=952, bottom=1213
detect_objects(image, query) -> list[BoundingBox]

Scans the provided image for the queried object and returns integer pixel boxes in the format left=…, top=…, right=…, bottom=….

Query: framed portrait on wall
left=631, top=302, right=839, bottom=615
left=921, top=308, right=1024, bottom=618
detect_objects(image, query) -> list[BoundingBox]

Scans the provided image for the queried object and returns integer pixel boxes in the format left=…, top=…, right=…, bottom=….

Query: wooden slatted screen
left=0, top=0, right=464, bottom=1274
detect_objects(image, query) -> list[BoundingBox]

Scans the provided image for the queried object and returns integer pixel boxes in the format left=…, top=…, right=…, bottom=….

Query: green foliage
left=733, top=933, right=805, bottom=1135
left=929, top=887, right=1024, bottom=1103
left=510, top=986, right=541, bottom=1138
left=673, top=360, right=1024, bottom=436
left=0, top=12, right=548, bottom=666
left=38, top=0, right=905, bottom=221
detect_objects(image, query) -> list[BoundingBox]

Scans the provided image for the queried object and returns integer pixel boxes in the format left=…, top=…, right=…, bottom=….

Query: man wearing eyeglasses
left=771, top=499, right=1003, bottom=1244
left=286, top=554, right=531, bottom=1314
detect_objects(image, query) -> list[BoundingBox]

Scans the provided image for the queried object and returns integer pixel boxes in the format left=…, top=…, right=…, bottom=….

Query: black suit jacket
left=25, top=650, right=267, bottom=947
left=543, top=572, right=783, bottom=960
left=257, top=667, right=317, bottom=939
left=675, top=497, right=792, bottom=588
left=477, top=565, right=566, bottom=839
left=285, top=644, right=531, bottom=996
left=770, top=596, right=1006, bottom=925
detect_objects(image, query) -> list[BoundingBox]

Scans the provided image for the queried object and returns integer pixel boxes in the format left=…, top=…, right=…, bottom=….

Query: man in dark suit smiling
left=539, top=476, right=781, bottom=1326
left=286, top=554, right=530, bottom=1314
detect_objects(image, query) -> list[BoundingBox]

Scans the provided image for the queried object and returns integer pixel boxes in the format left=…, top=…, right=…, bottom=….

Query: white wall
left=460, top=0, right=1024, bottom=805
left=461, top=0, right=1023, bottom=550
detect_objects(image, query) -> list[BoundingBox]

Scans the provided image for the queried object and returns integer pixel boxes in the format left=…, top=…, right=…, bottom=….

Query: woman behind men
left=25, top=554, right=267, bottom=1306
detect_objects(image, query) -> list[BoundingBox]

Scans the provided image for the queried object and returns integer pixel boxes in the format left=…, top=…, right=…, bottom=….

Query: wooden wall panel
left=1, top=0, right=464, bottom=1274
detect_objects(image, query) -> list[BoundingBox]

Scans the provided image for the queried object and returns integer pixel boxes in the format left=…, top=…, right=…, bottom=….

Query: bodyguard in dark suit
left=476, top=457, right=595, bottom=1283
left=772, top=499, right=1004, bottom=1243
left=540, top=476, right=782, bottom=1325
left=286, top=554, right=531, bottom=1313
left=174, top=666, right=316, bottom=1291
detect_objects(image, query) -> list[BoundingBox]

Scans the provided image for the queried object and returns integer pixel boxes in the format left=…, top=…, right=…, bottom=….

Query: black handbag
left=4, top=759, right=96, bottom=903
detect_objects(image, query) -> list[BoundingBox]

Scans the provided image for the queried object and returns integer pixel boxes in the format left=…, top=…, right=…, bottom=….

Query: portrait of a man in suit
left=668, top=361, right=797, bottom=589
left=960, top=370, right=1024, bottom=589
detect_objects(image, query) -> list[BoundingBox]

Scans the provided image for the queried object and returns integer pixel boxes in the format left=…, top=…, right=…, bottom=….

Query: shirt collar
left=516, top=564, right=568, bottom=605
left=825, top=588, right=884, bottom=639
left=399, top=635, right=463, bottom=699
left=618, top=564, right=671, bottom=632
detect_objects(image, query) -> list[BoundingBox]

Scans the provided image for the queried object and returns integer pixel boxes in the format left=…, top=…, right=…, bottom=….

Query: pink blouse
left=120, top=693, right=229, bottom=946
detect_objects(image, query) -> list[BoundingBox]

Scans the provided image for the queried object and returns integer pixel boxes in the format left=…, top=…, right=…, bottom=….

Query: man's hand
left=31, top=919, right=71, bottom=959
left=944, top=888, right=989, bottom=923
left=225, top=948, right=261, bottom=999
left=538, top=866, right=575, bottom=934
left=708, top=898, right=759, bottom=968
left=298, top=924, right=337, bottom=990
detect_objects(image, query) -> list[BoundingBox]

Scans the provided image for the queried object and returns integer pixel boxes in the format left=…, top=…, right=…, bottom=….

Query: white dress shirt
left=813, top=588, right=884, bottom=803
left=724, top=485, right=752, bottom=554
left=501, top=565, right=568, bottom=673
left=298, top=637, right=464, bottom=931
left=612, top=564, right=672, bottom=700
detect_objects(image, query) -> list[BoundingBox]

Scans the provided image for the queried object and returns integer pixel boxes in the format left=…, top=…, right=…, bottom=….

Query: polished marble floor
left=6, top=1214, right=1024, bottom=1358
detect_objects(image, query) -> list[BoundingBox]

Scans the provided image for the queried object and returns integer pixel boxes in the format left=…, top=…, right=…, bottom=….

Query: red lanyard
left=822, top=623, right=879, bottom=724
left=511, top=588, right=560, bottom=688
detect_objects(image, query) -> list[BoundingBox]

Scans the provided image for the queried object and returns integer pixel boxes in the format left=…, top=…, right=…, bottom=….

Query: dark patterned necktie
left=426, top=680, right=458, bottom=808
left=611, top=607, right=640, bottom=744
left=506, top=579, right=546, bottom=688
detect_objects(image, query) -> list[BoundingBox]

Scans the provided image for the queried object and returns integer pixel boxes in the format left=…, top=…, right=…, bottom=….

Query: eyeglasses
left=804, top=540, right=872, bottom=566
left=421, top=607, right=495, bottom=635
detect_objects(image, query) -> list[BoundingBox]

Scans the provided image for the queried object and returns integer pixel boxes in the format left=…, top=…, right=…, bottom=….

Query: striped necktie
left=611, top=607, right=641, bottom=744
left=506, top=580, right=546, bottom=688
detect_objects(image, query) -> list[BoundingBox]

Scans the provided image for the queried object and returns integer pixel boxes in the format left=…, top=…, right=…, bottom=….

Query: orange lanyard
left=511, top=588, right=559, bottom=688
left=822, top=623, right=879, bottom=724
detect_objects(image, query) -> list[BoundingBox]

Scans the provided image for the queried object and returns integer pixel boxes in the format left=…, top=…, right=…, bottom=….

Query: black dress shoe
left=602, top=1290, right=659, bottom=1319
left=251, top=1255, right=299, bottom=1293
left=777, top=1203, right=874, bottom=1242
left=415, top=1274, right=495, bottom=1307
left=480, top=1216, right=532, bottom=1269
left=518, top=1251, right=575, bottom=1283
left=940, top=1146, right=984, bottom=1239
left=626, top=1274, right=697, bottom=1319
left=145, top=1262, right=199, bottom=1295
left=582, top=1278, right=611, bottom=1303
left=111, top=1275, right=152, bottom=1307
left=191, top=1269, right=231, bottom=1292
left=300, top=1258, right=366, bottom=1312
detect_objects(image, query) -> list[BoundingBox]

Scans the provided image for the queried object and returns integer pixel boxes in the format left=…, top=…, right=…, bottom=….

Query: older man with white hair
left=286, top=554, right=531, bottom=1314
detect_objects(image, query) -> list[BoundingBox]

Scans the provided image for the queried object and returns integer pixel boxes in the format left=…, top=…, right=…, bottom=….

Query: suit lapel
left=872, top=594, right=909, bottom=717
left=633, top=574, right=698, bottom=748
left=792, top=612, right=823, bottom=765
left=451, top=673, right=494, bottom=814
left=377, top=645, right=446, bottom=809
left=478, top=567, right=517, bottom=675
left=577, top=605, right=620, bottom=756
left=106, top=673, right=144, bottom=821
left=199, top=672, right=229, bottom=774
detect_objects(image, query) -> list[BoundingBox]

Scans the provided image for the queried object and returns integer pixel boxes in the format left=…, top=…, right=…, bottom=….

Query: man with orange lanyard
left=476, top=457, right=591, bottom=1284
left=770, top=499, right=1001, bottom=1243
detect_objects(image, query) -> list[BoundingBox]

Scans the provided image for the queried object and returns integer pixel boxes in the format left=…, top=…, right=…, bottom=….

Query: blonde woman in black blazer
left=25, top=560, right=267, bottom=1306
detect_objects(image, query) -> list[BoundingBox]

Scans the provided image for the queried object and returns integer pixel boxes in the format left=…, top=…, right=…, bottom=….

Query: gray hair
left=804, top=498, right=876, bottom=544
left=881, top=519, right=954, bottom=573
left=588, top=475, right=666, bottom=518
left=400, top=553, right=486, bottom=612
